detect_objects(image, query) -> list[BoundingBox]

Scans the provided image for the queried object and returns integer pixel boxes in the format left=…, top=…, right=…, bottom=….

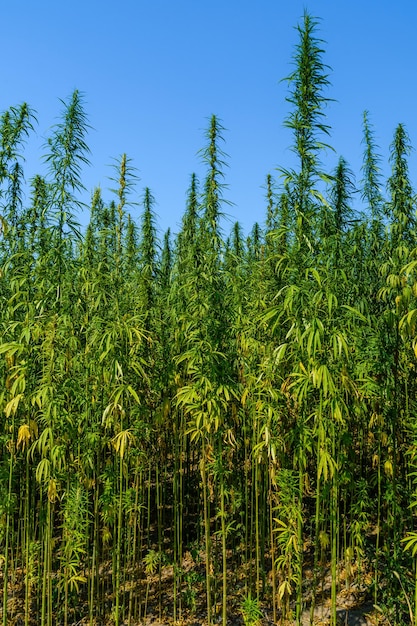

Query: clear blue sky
left=3, top=0, right=417, bottom=239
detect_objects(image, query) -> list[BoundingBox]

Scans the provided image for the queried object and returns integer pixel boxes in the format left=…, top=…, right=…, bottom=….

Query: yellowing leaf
left=4, top=393, right=23, bottom=417
left=278, top=580, right=292, bottom=600
left=384, top=459, right=393, bottom=477
left=112, top=429, right=135, bottom=459
left=17, top=424, right=31, bottom=450
left=47, top=478, right=58, bottom=503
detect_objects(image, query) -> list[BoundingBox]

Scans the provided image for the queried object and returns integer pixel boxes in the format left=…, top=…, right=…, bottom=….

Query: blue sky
left=3, top=1, right=417, bottom=239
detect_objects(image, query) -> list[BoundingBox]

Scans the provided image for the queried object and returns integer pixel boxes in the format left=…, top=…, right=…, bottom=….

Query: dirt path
left=301, top=601, right=375, bottom=626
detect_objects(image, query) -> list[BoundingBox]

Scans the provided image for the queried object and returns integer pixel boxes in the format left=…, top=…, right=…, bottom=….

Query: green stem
left=201, top=444, right=212, bottom=626
left=2, top=447, right=13, bottom=626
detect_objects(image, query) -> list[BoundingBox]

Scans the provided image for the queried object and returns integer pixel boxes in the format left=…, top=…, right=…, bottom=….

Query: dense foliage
left=1, top=12, right=417, bottom=626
